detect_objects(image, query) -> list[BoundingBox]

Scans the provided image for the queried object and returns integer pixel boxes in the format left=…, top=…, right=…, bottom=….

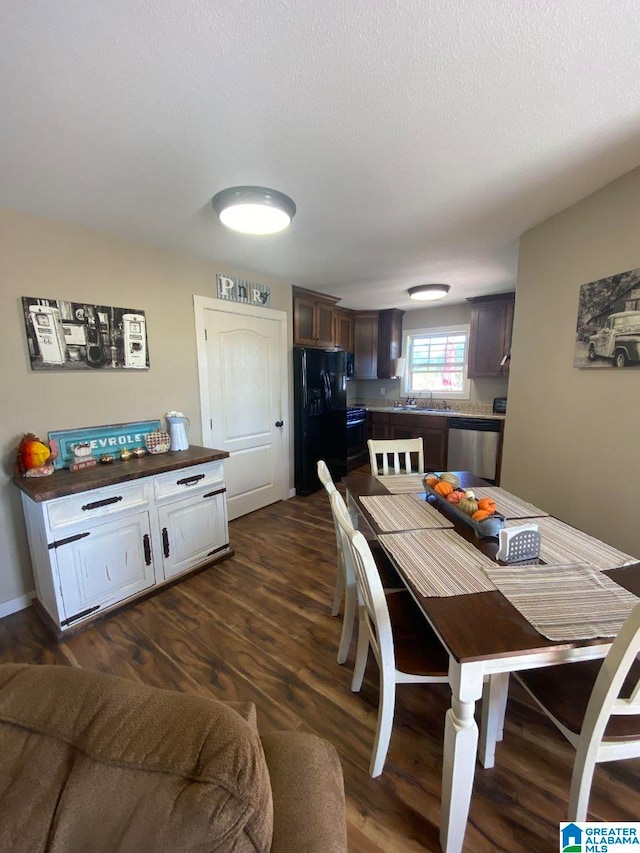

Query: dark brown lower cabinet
left=368, top=411, right=390, bottom=440
left=388, top=414, right=447, bottom=472
left=366, top=412, right=447, bottom=471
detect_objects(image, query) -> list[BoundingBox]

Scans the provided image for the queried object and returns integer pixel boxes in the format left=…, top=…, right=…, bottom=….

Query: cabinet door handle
left=49, top=531, right=91, bottom=550
left=203, top=487, right=225, bottom=499
left=61, top=604, right=101, bottom=627
left=162, top=527, right=170, bottom=558
left=82, top=495, right=123, bottom=511
left=143, top=533, right=152, bottom=565
left=176, top=473, right=205, bottom=486
left=275, top=420, right=284, bottom=428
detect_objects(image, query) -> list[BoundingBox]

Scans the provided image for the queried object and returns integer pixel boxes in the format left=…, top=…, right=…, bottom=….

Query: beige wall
left=502, top=166, right=640, bottom=556
left=0, top=208, right=293, bottom=608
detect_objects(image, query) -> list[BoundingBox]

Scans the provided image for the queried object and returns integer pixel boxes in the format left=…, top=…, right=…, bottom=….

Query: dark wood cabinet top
left=13, top=445, right=229, bottom=502
left=291, top=285, right=340, bottom=304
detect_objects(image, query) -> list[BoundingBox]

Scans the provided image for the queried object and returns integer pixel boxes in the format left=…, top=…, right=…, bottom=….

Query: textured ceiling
left=2, top=0, right=640, bottom=310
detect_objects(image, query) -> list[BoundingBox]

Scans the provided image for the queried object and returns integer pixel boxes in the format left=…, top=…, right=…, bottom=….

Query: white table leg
left=478, top=673, right=509, bottom=769
left=440, top=661, right=484, bottom=853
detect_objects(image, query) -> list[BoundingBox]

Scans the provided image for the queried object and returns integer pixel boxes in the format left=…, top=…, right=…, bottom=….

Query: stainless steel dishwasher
left=446, top=418, right=501, bottom=482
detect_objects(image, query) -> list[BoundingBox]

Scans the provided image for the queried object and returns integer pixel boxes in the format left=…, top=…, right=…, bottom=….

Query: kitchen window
left=403, top=325, right=471, bottom=399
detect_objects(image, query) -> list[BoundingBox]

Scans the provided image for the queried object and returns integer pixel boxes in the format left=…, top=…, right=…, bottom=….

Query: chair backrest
left=330, top=490, right=395, bottom=673
left=318, top=459, right=343, bottom=563
left=317, top=459, right=336, bottom=495
left=367, top=438, right=425, bottom=476
left=580, top=601, right=640, bottom=752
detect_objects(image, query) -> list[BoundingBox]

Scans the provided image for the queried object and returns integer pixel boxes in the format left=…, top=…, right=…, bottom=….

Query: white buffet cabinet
left=17, top=448, right=231, bottom=633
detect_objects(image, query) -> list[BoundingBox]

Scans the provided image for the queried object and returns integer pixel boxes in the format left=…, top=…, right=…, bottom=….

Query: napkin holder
left=496, top=523, right=541, bottom=563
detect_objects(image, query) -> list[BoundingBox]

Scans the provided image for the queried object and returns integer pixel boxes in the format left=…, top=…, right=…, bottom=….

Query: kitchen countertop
left=13, top=445, right=229, bottom=502
left=366, top=406, right=505, bottom=421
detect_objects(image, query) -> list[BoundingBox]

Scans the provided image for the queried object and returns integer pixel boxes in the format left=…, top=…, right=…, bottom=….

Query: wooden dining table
left=343, top=472, right=640, bottom=853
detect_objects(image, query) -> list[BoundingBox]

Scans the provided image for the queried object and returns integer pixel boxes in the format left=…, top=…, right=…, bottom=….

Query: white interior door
left=195, top=297, right=289, bottom=520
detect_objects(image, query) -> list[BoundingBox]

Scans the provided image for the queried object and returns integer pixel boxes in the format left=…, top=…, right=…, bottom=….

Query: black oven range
left=346, top=406, right=368, bottom=471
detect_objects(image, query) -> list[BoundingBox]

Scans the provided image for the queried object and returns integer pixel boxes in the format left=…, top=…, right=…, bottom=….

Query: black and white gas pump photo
left=22, top=296, right=150, bottom=371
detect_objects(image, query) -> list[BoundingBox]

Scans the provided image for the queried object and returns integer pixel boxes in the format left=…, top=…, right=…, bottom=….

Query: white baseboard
left=288, top=488, right=296, bottom=498
left=0, top=591, right=35, bottom=620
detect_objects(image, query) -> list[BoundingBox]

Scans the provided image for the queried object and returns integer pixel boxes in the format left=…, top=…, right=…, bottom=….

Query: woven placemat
left=506, top=516, right=637, bottom=571
left=360, top=494, right=453, bottom=532
left=379, top=529, right=497, bottom=597
left=471, top=487, right=548, bottom=519
left=484, top=562, right=639, bottom=641
left=375, top=474, right=426, bottom=494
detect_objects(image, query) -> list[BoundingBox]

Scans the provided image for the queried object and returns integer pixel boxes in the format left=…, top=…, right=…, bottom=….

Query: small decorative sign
left=70, top=458, right=97, bottom=473
left=216, top=274, right=271, bottom=307
left=49, top=420, right=162, bottom=469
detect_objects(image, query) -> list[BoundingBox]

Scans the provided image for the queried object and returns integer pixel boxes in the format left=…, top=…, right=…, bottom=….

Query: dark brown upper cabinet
left=467, top=292, right=515, bottom=378
left=353, top=312, right=379, bottom=378
left=333, top=308, right=354, bottom=352
left=377, top=309, right=405, bottom=379
left=292, top=287, right=340, bottom=348
left=352, top=309, right=405, bottom=379
left=293, top=288, right=404, bottom=378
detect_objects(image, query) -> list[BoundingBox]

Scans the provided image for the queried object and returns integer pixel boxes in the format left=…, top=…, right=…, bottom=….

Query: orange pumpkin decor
left=425, top=474, right=440, bottom=487
left=446, top=489, right=464, bottom=505
left=471, top=509, right=492, bottom=521
left=471, top=509, right=493, bottom=521
left=434, top=481, right=454, bottom=497
left=477, top=498, right=497, bottom=514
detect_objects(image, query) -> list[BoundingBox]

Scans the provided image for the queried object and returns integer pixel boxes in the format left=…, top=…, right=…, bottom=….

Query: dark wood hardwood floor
left=1, top=470, right=638, bottom=852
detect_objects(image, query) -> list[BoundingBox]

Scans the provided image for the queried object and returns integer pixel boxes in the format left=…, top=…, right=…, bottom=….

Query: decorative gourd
left=459, top=497, right=479, bottom=515
left=464, top=489, right=476, bottom=499
left=15, top=433, right=57, bottom=478
left=446, top=489, right=465, bottom=505
left=440, top=472, right=460, bottom=488
left=21, top=439, right=50, bottom=470
left=434, top=481, right=454, bottom=497
left=424, top=474, right=440, bottom=488
left=477, top=497, right=497, bottom=514
left=471, top=509, right=492, bottom=521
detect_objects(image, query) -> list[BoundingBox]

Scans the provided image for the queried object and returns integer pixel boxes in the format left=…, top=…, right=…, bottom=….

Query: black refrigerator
left=294, top=347, right=350, bottom=496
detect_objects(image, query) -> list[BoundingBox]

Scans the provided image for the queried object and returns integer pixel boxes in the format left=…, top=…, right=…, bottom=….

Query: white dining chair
left=330, top=489, right=449, bottom=777
left=513, top=602, right=640, bottom=821
left=367, top=438, right=425, bottom=476
left=318, top=460, right=403, bottom=665
left=317, top=460, right=355, bottom=664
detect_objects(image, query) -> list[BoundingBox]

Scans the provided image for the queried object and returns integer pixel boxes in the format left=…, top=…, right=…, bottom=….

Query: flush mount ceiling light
left=408, top=284, right=451, bottom=301
left=211, top=186, right=297, bottom=235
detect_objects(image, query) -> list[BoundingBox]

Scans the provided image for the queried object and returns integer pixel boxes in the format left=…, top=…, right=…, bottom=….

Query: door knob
left=275, top=420, right=284, bottom=427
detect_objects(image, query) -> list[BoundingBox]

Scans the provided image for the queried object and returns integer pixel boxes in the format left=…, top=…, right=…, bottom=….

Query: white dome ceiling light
left=408, top=284, right=451, bottom=301
left=211, top=186, right=297, bottom=235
